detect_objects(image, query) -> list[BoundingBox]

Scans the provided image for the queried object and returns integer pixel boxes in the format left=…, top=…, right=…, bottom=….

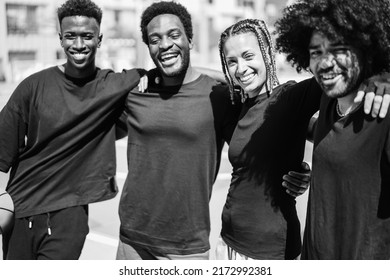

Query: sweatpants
left=2, top=205, right=89, bottom=260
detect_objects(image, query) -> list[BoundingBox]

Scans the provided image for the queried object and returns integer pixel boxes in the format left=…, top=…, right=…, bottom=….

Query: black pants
left=2, top=205, right=89, bottom=260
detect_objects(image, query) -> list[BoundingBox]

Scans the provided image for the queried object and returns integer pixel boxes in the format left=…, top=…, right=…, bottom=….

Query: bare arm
left=195, top=66, right=226, bottom=84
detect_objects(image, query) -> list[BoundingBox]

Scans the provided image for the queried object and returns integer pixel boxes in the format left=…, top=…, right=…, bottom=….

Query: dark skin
left=282, top=162, right=311, bottom=197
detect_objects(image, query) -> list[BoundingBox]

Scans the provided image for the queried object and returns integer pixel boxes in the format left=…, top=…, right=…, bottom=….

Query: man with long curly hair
left=276, top=0, right=390, bottom=259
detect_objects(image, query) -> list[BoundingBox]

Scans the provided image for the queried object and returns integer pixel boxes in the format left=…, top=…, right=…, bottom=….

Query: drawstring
left=28, top=217, right=33, bottom=229
left=27, top=213, right=52, bottom=236
left=47, top=213, right=52, bottom=236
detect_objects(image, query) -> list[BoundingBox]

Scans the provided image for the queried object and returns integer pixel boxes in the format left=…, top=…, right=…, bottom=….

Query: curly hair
left=275, top=0, right=390, bottom=77
left=140, top=1, right=193, bottom=45
left=57, top=0, right=102, bottom=25
left=219, top=19, right=279, bottom=104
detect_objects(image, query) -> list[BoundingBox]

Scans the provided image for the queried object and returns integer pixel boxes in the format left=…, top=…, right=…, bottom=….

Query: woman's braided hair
left=219, top=19, right=279, bottom=104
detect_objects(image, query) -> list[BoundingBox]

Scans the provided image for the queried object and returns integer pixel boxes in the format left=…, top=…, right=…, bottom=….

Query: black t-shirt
left=119, top=73, right=241, bottom=255
left=221, top=78, right=322, bottom=259
left=302, top=94, right=390, bottom=259
left=0, top=66, right=140, bottom=218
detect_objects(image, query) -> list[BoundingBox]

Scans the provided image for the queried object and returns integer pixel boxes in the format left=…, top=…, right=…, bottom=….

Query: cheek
left=227, top=66, right=237, bottom=80
left=309, top=59, right=317, bottom=73
left=345, top=52, right=362, bottom=77
left=148, top=45, right=158, bottom=56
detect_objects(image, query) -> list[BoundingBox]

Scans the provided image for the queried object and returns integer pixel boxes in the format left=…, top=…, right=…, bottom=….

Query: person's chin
left=321, top=81, right=348, bottom=98
left=160, top=66, right=185, bottom=77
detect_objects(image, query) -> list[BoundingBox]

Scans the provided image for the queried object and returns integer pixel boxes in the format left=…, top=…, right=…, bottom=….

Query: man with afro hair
left=0, top=0, right=142, bottom=259
left=276, top=0, right=390, bottom=259
left=116, top=1, right=241, bottom=260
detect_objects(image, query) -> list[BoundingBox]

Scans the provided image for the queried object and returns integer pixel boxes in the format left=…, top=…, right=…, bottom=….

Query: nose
left=318, top=52, right=336, bottom=69
left=73, top=36, right=86, bottom=50
left=159, top=36, right=173, bottom=50
left=236, top=59, right=248, bottom=75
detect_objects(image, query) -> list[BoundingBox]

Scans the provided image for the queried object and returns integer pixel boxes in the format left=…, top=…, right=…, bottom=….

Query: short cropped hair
left=140, top=1, right=193, bottom=45
left=57, top=0, right=103, bottom=26
left=275, top=0, right=390, bottom=78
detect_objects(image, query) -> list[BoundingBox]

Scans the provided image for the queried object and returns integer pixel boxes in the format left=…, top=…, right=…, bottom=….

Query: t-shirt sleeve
left=105, top=68, right=142, bottom=93
left=282, top=77, right=322, bottom=122
left=115, top=110, right=128, bottom=140
left=0, top=81, right=29, bottom=173
left=214, top=85, right=241, bottom=144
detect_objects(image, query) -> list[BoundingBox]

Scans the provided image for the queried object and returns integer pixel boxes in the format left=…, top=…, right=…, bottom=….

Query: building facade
left=0, top=0, right=288, bottom=83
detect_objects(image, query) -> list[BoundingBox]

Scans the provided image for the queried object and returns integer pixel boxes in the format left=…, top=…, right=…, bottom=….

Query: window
left=6, top=4, right=39, bottom=35
left=9, top=51, right=36, bottom=62
left=237, top=0, right=255, bottom=9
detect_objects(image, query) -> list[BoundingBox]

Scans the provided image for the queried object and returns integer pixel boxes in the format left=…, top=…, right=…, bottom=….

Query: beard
left=318, top=65, right=362, bottom=99
left=153, top=51, right=190, bottom=78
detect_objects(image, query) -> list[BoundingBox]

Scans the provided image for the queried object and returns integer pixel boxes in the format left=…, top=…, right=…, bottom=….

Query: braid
left=219, top=32, right=237, bottom=103
left=218, top=19, right=279, bottom=104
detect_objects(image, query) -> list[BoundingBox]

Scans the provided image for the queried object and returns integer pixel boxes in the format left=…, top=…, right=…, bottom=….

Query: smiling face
left=59, top=16, right=102, bottom=78
left=309, top=31, right=363, bottom=98
left=146, top=14, right=192, bottom=80
left=223, top=32, right=267, bottom=98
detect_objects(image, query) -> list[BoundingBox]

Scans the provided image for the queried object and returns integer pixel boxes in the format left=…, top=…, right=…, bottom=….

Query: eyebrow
left=226, top=49, right=253, bottom=58
left=308, top=41, right=345, bottom=49
left=148, top=28, right=182, bottom=37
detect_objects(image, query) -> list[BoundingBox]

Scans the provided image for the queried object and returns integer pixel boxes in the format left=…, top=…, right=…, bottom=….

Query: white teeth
left=321, top=73, right=341, bottom=80
left=161, top=53, right=177, bottom=61
left=73, top=53, right=86, bottom=60
left=239, top=73, right=255, bottom=83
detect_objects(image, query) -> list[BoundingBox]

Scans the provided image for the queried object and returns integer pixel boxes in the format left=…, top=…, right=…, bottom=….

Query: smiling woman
left=215, top=18, right=320, bottom=260
left=223, top=32, right=268, bottom=99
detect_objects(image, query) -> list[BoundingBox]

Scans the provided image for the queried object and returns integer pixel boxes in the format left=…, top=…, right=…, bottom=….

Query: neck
left=336, top=91, right=358, bottom=116
left=246, top=84, right=267, bottom=99
left=61, top=63, right=97, bottom=79
left=161, top=65, right=200, bottom=86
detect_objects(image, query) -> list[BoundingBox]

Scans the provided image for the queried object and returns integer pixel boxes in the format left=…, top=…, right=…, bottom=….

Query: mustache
left=317, top=68, right=346, bottom=77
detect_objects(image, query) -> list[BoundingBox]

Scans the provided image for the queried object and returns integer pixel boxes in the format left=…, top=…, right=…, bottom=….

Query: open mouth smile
left=238, top=73, right=256, bottom=84
left=159, top=52, right=179, bottom=66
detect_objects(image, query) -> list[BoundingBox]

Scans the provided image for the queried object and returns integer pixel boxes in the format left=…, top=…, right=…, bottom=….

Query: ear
left=59, top=33, right=63, bottom=47
left=189, top=38, right=194, bottom=50
left=98, top=34, right=103, bottom=48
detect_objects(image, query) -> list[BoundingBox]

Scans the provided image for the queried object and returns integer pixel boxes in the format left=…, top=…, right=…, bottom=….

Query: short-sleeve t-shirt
left=119, top=73, right=241, bottom=255
left=302, top=94, right=390, bottom=259
left=0, top=66, right=140, bottom=218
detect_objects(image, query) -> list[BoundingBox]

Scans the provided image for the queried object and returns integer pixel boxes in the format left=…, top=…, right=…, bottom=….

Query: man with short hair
left=116, top=1, right=241, bottom=260
left=276, top=0, right=390, bottom=259
left=0, top=0, right=142, bottom=259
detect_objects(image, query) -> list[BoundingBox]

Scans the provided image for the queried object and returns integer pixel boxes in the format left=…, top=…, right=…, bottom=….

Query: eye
left=83, top=34, right=94, bottom=40
left=63, top=34, right=76, bottom=40
left=149, top=37, right=160, bottom=45
left=170, top=32, right=181, bottom=40
left=332, top=47, right=349, bottom=55
left=309, top=50, right=321, bottom=59
left=243, top=53, right=255, bottom=60
left=226, top=59, right=237, bottom=67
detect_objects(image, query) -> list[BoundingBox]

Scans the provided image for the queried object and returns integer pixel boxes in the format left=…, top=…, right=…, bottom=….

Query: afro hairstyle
left=275, top=0, right=390, bottom=77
